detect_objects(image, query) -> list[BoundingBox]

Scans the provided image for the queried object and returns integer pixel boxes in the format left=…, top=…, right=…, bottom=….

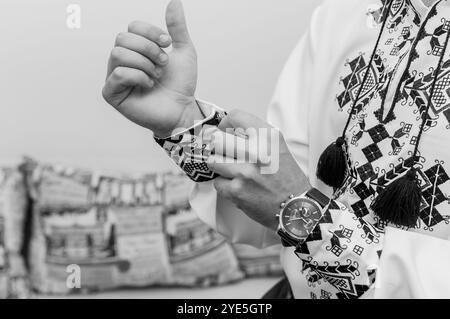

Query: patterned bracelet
left=154, top=100, right=226, bottom=182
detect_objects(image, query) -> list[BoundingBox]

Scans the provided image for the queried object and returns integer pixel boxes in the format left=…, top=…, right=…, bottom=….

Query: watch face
left=279, top=197, right=322, bottom=240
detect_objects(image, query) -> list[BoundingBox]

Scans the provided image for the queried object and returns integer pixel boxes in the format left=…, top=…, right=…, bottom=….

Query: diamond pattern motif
left=362, top=144, right=383, bottom=162
left=356, top=163, right=376, bottom=181
left=368, top=124, right=390, bottom=143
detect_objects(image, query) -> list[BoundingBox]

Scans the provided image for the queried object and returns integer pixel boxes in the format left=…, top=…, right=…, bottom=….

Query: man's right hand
left=102, top=0, right=202, bottom=138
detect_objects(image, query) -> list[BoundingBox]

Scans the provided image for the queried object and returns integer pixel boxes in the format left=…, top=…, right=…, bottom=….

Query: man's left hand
left=208, top=110, right=311, bottom=231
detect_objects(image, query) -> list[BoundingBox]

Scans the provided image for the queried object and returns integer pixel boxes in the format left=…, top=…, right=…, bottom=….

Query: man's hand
left=102, top=0, right=202, bottom=138
left=208, top=110, right=311, bottom=231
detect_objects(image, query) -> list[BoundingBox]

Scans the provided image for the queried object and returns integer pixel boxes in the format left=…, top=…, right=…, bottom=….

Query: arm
left=163, top=22, right=319, bottom=247
left=155, top=99, right=281, bottom=248
left=173, top=7, right=324, bottom=248
left=102, top=1, right=321, bottom=248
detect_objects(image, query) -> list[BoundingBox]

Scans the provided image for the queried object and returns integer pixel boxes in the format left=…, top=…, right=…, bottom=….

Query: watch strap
left=305, top=187, right=330, bottom=208
left=277, top=229, right=300, bottom=247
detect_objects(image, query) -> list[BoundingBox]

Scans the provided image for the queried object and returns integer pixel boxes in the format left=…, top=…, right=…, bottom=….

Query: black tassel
left=316, top=137, right=347, bottom=189
left=370, top=168, right=421, bottom=228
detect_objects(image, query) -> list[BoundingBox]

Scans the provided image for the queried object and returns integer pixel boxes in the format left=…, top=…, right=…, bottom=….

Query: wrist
left=176, top=98, right=205, bottom=132
left=153, top=98, right=205, bottom=138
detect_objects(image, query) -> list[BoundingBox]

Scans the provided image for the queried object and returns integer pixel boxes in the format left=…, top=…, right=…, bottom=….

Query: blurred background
left=1, top=0, right=321, bottom=172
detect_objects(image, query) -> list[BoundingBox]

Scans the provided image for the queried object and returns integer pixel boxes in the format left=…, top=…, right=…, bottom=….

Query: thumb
left=165, top=0, right=192, bottom=48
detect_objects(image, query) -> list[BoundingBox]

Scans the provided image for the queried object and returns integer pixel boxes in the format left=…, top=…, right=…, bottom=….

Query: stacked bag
left=233, top=244, right=283, bottom=277
left=0, top=167, right=30, bottom=298
left=0, top=157, right=282, bottom=297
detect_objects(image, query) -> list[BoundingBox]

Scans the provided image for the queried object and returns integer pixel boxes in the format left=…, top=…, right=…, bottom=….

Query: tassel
left=370, top=168, right=421, bottom=228
left=316, top=137, right=347, bottom=188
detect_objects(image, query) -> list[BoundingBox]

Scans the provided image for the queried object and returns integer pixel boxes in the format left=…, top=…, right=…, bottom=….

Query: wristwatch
left=276, top=188, right=330, bottom=247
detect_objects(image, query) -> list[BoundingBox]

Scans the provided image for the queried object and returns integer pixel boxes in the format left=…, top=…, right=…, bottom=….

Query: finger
left=166, top=0, right=192, bottom=48
left=115, top=32, right=169, bottom=66
left=218, top=109, right=272, bottom=133
left=211, top=129, right=251, bottom=161
left=212, top=124, right=269, bottom=165
left=107, top=46, right=161, bottom=79
left=213, top=177, right=233, bottom=199
left=208, top=154, right=256, bottom=179
left=217, top=110, right=275, bottom=165
left=127, top=21, right=172, bottom=48
left=103, top=67, right=154, bottom=104
left=213, top=177, right=247, bottom=203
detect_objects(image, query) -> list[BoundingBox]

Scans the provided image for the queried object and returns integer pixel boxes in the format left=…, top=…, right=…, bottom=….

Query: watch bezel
left=278, top=196, right=322, bottom=241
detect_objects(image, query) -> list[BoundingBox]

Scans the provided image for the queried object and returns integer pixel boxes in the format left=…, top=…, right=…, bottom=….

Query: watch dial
left=280, top=198, right=322, bottom=239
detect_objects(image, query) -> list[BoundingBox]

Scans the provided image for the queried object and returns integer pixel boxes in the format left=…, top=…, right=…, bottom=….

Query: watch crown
left=275, top=213, right=280, bottom=218
left=280, top=203, right=285, bottom=208
left=289, top=194, right=294, bottom=199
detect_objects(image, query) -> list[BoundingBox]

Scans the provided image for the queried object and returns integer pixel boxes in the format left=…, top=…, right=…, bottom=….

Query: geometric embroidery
left=356, top=121, right=412, bottom=159
left=356, top=218, right=382, bottom=244
left=353, top=182, right=376, bottom=200
left=418, top=163, right=450, bottom=228
left=353, top=245, right=364, bottom=256
left=365, top=160, right=450, bottom=229
left=429, top=20, right=450, bottom=56
left=351, top=200, right=371, bottom=218
left=154, top=108, right=226, bottom=182
left=375, top=156, right=416, bottom=189
left=326, top=226, right=354, bottom=257
left=337, top=54, right=387, bottom=113
left=356, top=163, right=376, bottom=181
left=310, top=0, right=450, bottom=300
left=368, top=124, right=390, bottom=143
left=362, top=143, right=383, bottom=162
left=303, top=260, right=369, bottom=299
left=337, top=55, right=370, bottom=109
left=389, top=0, right=416, bottom=30
left=321, top=290, right=333, bottom=299
left=400, top=60, right=450, bottom=129
left=390, top=26, right=415, bottom=57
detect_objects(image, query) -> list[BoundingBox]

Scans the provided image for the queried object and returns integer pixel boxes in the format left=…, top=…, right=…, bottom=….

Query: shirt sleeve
left=295, top=199, right=385, bottom=298
left=305, top=217, right=450, bottom=299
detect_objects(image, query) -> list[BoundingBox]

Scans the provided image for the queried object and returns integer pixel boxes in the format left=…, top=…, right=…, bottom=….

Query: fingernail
left=159, top=53, right=168, bottom=63
left=259, top=155, right=271, bottom=165
left=159, top=34, right=171, bottom=44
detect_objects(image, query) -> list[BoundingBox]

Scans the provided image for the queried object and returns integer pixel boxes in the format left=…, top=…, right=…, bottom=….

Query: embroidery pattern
left=295, top=200, right=383, bottom=299
left=155, top=107, right=226, bottom=182
left=320, top=0, right=450, bottom=299
left=338, top=0, right=450, bottom=234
